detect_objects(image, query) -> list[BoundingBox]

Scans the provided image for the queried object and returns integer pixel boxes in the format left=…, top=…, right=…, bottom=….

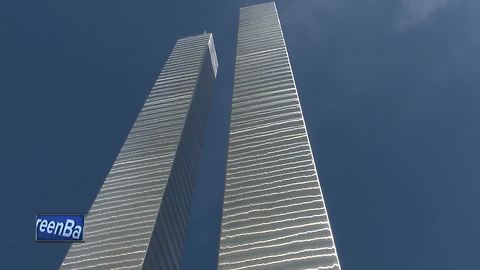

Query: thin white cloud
left=397, top=0, right=451, bottom=30
left=279, top=0, right=339, bottom=45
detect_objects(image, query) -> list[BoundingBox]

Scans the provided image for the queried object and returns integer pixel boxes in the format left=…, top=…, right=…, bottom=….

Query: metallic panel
left=61, top=33, right=217, bottom=270
left=218, top=3, right=341, bottom=270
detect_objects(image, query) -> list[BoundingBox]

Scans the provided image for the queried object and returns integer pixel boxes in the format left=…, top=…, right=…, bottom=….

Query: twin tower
left=61, top=3, right=340, bottom=270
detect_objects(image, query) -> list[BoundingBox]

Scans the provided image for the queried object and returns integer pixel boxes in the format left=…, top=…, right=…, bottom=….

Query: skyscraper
left=218, top=3, right=340, bottom=270
left=61, top=33, right=218, bottom=270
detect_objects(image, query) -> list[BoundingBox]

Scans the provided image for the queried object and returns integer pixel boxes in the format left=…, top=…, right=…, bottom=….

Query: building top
left=177, top=33, right=218, bottom=77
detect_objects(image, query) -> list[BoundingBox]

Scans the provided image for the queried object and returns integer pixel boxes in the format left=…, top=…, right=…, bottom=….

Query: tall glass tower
left=61, top=33, right=218, bottom=270
left=218, top=3, right=340, bottom=269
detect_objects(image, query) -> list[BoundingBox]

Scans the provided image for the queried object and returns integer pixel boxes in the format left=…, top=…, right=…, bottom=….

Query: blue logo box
left=36, top=214, right=85, bottom=242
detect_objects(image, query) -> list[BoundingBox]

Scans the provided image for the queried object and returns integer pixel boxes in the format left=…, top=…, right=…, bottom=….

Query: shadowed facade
left=218, top=3, right=340, bottom=270
left=61, top=33, right=218, bottom=270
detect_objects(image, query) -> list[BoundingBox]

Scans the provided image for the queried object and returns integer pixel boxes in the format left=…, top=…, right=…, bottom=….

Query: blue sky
left=1, top=0, right=479, bottom=269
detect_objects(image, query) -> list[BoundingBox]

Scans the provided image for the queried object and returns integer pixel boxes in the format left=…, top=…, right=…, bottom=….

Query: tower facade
left=218, top=3, right=340, bottom=269
left=61, top=33, right=218, bottom=270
